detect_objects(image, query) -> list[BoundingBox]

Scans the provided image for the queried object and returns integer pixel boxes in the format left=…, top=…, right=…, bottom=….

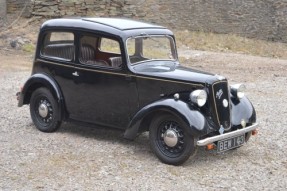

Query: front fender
left=124, top=99, right=208, bottom=140
left=231, top=96, right=256, bottom=126
left=18, top=73, right=65, bottom=118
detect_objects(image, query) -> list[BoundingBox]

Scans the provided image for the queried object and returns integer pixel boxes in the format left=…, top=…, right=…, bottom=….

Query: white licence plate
left=217, top=134, right=245, bottom=152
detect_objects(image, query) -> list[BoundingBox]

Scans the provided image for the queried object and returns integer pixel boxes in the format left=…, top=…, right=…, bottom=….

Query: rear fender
left=124, top=99, right=207, bottom=140
left=18, top=73, right=65, bottom=119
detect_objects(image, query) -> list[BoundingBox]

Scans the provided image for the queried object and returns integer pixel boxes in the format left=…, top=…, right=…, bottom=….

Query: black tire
left=149, top=114, right=197, bottom=165
left=30, top=87, right=61, bottom=132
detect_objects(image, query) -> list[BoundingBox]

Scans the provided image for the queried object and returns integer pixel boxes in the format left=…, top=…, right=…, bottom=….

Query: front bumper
left=197, top=123, right=258, bottom=146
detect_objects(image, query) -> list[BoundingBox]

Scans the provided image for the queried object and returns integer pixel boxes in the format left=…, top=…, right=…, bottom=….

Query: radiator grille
left=211, top=81, right=231, bottom=130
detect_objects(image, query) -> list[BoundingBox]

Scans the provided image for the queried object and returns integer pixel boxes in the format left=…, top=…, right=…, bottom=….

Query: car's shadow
left=58, top=122, right=151, bottom=152
left=57, top=122, right=245, bottom=166
left=59, top=122, right=128, bottom=142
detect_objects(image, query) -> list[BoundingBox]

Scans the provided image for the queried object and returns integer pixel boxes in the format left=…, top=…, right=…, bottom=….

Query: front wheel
left=149, top=114, right=197, bottom=165
left=30, top=87, right=61, bottom=132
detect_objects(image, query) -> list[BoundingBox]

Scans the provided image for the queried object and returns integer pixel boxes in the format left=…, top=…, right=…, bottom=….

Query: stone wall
left=29, top=0, right=127, bottom=17
left=132, top=0, right=287, bottom=42
left=6, top=0, right=287, bottom=42
left=0, top=0, right=7, bottom=26
left=7, top=0, right=31, bottom=17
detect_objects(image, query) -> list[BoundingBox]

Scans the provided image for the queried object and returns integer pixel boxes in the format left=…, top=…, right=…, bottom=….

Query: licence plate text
left=217, top=134, right=245, bottom=152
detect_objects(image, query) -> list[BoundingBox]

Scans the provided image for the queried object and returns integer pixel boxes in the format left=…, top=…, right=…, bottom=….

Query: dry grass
left=175, top=30, right=287, bottom=59
left=22, top=43, right=35, bottom=53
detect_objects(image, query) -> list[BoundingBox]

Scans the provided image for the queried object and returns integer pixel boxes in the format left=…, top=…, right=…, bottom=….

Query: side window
left=100, top=38, right=121, bottom=54
left=127, top=38, right=135, bottom=56
left=41, top=32, right=75, bottom=61
left=79, top=35, right=122, bottom=68
left=79, top=35, right=97, bottom=64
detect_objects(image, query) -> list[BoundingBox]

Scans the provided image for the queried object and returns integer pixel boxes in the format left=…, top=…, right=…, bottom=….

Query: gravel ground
left=0, top=50, right=286, bottom=190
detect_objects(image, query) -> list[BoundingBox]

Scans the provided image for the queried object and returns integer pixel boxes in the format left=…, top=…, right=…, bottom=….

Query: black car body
left=17, top=18, right=258, bottom=165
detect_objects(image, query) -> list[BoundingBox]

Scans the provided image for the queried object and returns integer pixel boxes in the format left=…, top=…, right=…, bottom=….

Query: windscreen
left=126, top=35, right=177, bottom=65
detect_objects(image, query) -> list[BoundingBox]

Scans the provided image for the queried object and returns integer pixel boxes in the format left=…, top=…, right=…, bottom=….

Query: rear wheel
left=30, top=87, right=61, bottom=132
left=149, top=114, right=197, bottom=165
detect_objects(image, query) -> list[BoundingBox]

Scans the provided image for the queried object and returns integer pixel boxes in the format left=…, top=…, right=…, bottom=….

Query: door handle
left=72, top=71, right=79, bottom=77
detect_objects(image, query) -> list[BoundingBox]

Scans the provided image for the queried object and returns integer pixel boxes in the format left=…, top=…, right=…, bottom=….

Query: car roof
left=40, top=18, right=173, bottom=39
left=83, top=18, right=166, bottom=30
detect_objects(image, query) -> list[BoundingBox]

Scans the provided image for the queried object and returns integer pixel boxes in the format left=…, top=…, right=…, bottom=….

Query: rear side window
left=41, top=32, right=75, bottom=61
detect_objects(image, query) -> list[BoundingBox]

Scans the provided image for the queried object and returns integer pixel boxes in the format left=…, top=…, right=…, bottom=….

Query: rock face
left=6, top=0, right=287, bottom=43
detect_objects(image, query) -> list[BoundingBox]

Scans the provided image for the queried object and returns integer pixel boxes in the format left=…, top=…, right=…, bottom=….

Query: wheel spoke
left=157, top=120, right=185, bottom=157
left=34, top=96, right=54, bottom=126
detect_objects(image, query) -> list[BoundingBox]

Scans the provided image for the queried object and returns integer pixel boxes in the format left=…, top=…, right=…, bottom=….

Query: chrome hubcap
left=38, top=103, right=48, bottom=118
left=163, top=129, right=178, bottom=147
left=158, top=121, right=185, bottom=157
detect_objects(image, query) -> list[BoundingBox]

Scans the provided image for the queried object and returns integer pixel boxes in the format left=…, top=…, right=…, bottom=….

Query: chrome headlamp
left=190, top=90, right=207, bottom=107
left=231, top=84, right=246, bottom=99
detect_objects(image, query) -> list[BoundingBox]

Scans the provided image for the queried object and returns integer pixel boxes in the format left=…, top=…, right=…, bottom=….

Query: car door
left=36, top=31, right=79, bottom=116
left=68, top=34, right=138, bottom=129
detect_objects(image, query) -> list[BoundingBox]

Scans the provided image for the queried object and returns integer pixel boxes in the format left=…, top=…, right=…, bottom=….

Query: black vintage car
left=17, top=18, right=258, bottom=165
